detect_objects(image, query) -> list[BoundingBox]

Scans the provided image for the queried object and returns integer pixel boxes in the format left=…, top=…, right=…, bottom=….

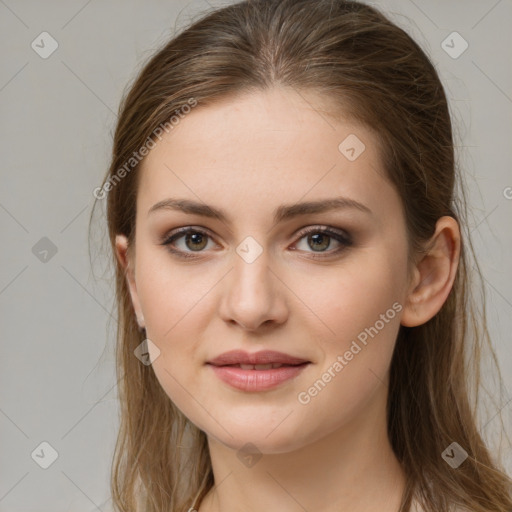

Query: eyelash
left=160, top=226, right=353, bottom=260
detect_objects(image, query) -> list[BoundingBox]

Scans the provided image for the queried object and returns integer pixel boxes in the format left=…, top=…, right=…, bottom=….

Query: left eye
left=161, top=226, right=352, bottom=259
left=294, top=227, right=352, bottom=256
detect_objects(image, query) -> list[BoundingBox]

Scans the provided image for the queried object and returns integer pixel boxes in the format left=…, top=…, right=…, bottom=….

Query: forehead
left=137, top=87, right=395, bottom=222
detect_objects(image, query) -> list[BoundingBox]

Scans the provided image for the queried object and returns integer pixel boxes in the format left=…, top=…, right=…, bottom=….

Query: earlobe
left=115, top=234, right=145, bottom=330
left=400, top=216, right=460, bottom=327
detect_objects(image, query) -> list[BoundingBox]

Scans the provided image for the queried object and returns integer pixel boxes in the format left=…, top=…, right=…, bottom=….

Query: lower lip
left=208, top=363, right=309, bottom=391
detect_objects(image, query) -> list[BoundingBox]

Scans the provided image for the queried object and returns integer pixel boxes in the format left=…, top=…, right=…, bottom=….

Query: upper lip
left=207, top=350, right=310, bottom=366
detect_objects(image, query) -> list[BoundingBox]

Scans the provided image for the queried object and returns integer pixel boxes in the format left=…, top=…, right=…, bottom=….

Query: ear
left=400, top=216, right=461, bottom=327
left=115, top=234, right=145, bottom=330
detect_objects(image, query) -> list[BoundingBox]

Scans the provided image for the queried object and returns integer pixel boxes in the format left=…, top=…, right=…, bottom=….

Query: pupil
left=309, top=233, right=329, bottom=251
left=187, top=232, right=207, bottom=251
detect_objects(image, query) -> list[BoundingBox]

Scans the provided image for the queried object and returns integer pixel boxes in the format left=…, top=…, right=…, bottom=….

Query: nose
left=218, top=249, right=288, bottom=332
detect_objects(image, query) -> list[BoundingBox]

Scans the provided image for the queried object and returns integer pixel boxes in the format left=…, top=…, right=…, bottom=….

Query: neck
left=197, top=384, right=407, bottom=512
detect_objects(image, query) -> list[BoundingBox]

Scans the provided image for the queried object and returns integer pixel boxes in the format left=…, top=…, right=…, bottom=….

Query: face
left=117, top=87, right=413, bottom=454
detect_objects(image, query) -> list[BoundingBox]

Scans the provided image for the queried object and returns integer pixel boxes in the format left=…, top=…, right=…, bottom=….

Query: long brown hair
left=89, top=1, right=512, bottom=510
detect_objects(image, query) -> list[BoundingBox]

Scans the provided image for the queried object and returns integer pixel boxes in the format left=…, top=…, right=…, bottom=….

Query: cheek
left=134, top=251, right=216, bottom=411
left=295, top=247, right=406, bottom=413
left=292, top=264, right=404, bottom=440
left=311, top=293, right=402, bottom=390
left=136, top=246, right=210, bottom=339
left=304, top=248, right=407, bottom=344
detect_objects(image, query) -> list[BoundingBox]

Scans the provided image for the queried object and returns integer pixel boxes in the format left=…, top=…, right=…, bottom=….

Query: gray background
left=0, top=1, right=511, bottom=510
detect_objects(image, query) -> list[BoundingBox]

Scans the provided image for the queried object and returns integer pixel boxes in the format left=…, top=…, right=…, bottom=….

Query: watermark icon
left=237, top=442, right=263, bottom=468
left=297, top=301, right=402, bottom=405
left=31, top=441, right=59, bottom=469
left=134, top=338, right=161, bottom=366
left=441, top=442, right=468, bottom=468
left=503, top=186, right=512, bottom=200
left=31, top=31, right=59, bottom=59
left=32, top=236, right=58, bottom=263
left=93, top=97, right=198, bottom=200
left=441, top=31, right=468, bottom=59
left=236, top=236, right=264, bottom=264
left=338, top=133, right=366, bottom=161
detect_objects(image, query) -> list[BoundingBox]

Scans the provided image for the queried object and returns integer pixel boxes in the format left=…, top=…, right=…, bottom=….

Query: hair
left=89, top=0, right=512, bottom=511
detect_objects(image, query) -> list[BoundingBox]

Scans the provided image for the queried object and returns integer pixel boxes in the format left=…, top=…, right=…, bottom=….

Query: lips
left=234, top=363, right=287, bottom=370
left=207, top=350, right=309, bottom=367
left=206, top=350, right=311, bottom=391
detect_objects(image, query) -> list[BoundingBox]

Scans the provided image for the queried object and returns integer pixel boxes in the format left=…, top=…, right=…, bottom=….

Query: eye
left=293, top=226, right=352, bottom=258
left=161, top=225, right=353, bottom=260
left=161, top=227, right=217, bottom=259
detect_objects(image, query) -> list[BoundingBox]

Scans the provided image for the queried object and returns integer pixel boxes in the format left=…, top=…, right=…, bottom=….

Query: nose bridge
left=219, top=239, right=287, bottom=329
left=232, top=241, right=274, bottom=304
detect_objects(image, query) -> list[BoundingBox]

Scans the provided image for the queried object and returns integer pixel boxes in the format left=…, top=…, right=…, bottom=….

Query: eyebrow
left=148, top=196, right=373, bottom=224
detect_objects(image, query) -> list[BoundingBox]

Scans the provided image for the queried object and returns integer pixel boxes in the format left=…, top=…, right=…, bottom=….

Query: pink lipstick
left=206, top=350, right=310, bottom=392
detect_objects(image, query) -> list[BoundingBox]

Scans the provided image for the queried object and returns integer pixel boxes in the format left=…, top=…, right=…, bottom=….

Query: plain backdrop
left=0, top=1, right=511, bottom=510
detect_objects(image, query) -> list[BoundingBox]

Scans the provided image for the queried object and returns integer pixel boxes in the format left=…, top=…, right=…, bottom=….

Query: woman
left=91, top=0, right=512, bottom=510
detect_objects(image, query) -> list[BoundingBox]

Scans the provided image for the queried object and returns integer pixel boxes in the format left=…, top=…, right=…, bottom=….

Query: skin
left=115, top=86, right=460, bottom=512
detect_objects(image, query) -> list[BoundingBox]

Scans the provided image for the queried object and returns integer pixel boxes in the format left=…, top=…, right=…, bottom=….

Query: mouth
left=206, top=349, right=310, bottom=367
left=212, top=362, right=304, bottom=370
left=206, top=351, right=311, bottom=391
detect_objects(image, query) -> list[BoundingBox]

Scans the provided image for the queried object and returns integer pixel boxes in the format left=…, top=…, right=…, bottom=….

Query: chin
left=200, top=416, right=317, bottom=455
left=214, top=433, right=303, bottom=455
